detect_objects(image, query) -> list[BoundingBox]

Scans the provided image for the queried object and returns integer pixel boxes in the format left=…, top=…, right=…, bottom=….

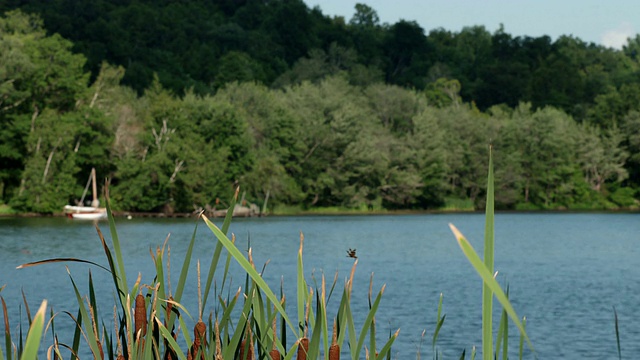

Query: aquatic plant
left=1, top=147, right=537, bottom=359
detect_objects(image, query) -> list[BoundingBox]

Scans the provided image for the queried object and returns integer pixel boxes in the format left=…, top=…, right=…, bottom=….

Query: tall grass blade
left=202, top=214, right=295, bottom=334
left=375, top=328, right=399, bottom=360
left=1, top=297, right=10, bottom=360
left=67, top=269, right=103, bottom=359
left=297, top=232, right=308, bottom=337
left=68, top=309, right=82, bottom=360
left=449, top=224, right=534, bottom=353
left=614, top=307, right=621, bottom=360
left=482, top=145, right=495, bottom=360
left=518, top=317, right=526, bottom=360
left=168, top=221, right=198, bottom=333
left=16, top=258, right=110, bottom=273
left=95, top=225, right=126, bottom=305
left=105, top=183, right=129, bottom=298
left=354, top=285, right=386, bottom=360
left=432, top=293, right=445, bottom=351
left=202, top=190, right=238, bottom=315
left=19, top=300, right=46, bottom=360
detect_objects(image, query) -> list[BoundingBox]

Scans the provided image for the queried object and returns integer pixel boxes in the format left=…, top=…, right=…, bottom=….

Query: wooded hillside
left=0, top=2, right=639, bottom=213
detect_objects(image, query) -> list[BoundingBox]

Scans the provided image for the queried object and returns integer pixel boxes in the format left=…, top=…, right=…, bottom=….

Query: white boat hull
left=69, top=211, right=107, bottom=220
left=64, top=205, right=107, bottom=220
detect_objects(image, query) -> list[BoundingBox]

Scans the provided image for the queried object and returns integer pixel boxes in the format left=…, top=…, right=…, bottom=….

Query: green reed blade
left=458, top=348, right=465, bottom=360
left=336, top=291, right=349, bottom=346
left=375, top=328, right=399, bottom=360
left=16, top=258, right=111, bottom=273
left=202, top=233, right=223, bottom=312
left=614, top=307, right=622, bottom=360
left=203, top=190, right=239, bottom=311
left=88, top=272, right=99, bottom=328
left=280, top=290, right=288, bottom=353
left=102, top=323, right=112, bottom=360
left=449, top=225, right=535, bottom=354
left=223, top=285, right=255, bottom=360
left=482, top=145, right=495, bottom=360
left=342, top=286, right=358, bottom=359
left=495, top=305, right=507, bottom=360
left=177, top=313, right=191, bottom=347
left=105, top=187, right=129, bottom=298
left=68, top=308, right=82, bottom=360
left=518, top=317, right=526, bottom=360
left=153, top=248, right=167, bottom=304
left=168, top=221, right=198, bottom=333
left=306, top=291, right=324, bottom=360
left=369, top=317, right=377, bottom=359
left=95, top=225, right=127, bottom=308
left=154, top=317, right=187, bottom=360
left=432, top=314, right=446, bottom=353
left=1, top=297, right=11, bottom=360
left=20, top=291, right=31, bottom=327
left=498, top=286, right=509, bottom=360
left=19, top=300, right=46, bottom=360
left=67, top=269, right=103, bottom=359
left=0, top=296, right=11, bottom=360
left=202, top=215, right=295, bottom=334
left=354, top=285, right=386, bottom=360
left=433, top=293, right=445, bottom=351
left=296, top=233, right=308, bottom=337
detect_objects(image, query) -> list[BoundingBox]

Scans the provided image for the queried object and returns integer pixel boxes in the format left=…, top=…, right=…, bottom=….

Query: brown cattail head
left=329, top=343, right=340, bottom=360
left=269, top=348, right=281, bottom=360
left=193, top=321, right=207, bottom=347
left=296, top=337, right=309, bottom=360
left=188, top=320, right=207, bottom=360
left=239, top=326, right=254, bottom=360
left=329, top=319, right=340, bottom=360
left=97, top=339, right=105, bottom=360
left=134, top=293, right=147, bottom=337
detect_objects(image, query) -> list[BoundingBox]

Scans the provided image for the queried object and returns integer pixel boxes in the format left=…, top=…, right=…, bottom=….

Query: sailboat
left=63, top=168, right=107, bottom=220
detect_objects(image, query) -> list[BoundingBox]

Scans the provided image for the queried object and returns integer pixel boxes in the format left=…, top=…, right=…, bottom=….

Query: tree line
left=0, top=7, right=638, bottom=213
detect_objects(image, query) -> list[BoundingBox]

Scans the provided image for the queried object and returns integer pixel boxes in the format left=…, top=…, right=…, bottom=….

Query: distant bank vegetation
left=0, top=5, right=639, bottom=214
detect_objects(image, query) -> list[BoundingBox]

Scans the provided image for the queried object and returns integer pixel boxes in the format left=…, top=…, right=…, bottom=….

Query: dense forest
left=0, top=1, right=639, bottom=214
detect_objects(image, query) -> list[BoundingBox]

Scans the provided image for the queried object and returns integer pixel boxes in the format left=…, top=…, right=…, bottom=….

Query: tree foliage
left=0, top=7, right=639, bottom=213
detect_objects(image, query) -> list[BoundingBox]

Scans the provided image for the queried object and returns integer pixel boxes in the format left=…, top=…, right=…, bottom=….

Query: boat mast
left=90, top=168, right=100, bottom=207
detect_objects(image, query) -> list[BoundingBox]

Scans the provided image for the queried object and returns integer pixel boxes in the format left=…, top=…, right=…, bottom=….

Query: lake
left=1, top=213, right=639, bottom=359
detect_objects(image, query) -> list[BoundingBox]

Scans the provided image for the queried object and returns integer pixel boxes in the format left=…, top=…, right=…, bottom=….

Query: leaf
left=201, top=214, right=295, bottom=334
left=449, top=224, right=535, bottom=354
left=16, top=258, right=111, bottom=273
left=19, top=300, right=47, bottom=360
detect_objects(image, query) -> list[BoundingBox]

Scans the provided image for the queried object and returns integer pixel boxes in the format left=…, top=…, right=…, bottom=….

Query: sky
left=302, top=0, right=640, bottom=49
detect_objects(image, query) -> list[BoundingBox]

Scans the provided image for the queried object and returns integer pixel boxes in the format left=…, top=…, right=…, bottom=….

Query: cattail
left=97, top=339, right=105, bottom=360
left=163, top=297, right=178, bottom=360
left=134, top=293, right=147, bottom=337
left=269, top=316, right=281, bottom=360
left=239, top=326, right=254, bottom=360
left=296, top=337, right=309, bottom=360
left=329, top=319, right=340, bottom=360
left=189, top=321, right=207, bottom=360
left=269, top=348, right=281, bottom=360
left=214, top=319, right=223, bottom=360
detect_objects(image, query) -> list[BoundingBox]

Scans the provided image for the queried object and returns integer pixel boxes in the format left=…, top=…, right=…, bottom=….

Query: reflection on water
left=1, top=213, right=639, bottom=359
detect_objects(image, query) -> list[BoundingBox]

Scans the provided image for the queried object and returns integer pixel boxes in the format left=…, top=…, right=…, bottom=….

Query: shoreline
left=1, top=207, right=638, bottom=219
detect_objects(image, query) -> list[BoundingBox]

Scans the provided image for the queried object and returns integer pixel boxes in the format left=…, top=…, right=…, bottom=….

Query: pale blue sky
left=302, top=0, right=639, bottom=49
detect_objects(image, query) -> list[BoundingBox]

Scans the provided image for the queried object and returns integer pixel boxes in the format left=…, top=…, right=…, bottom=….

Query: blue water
left=1, top=213, right=639, bottom=359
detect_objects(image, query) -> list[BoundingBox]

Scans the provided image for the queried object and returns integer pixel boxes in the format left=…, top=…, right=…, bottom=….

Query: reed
left=448, top=146, right=534, bottom=359
left=1, top=148, right=557, bottom=360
